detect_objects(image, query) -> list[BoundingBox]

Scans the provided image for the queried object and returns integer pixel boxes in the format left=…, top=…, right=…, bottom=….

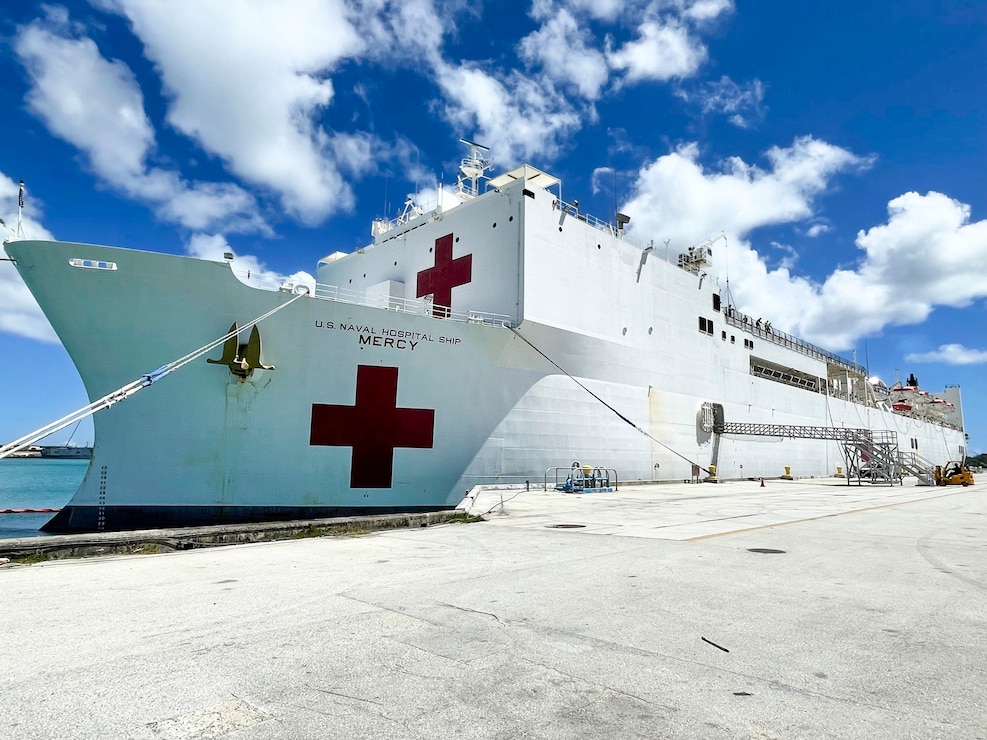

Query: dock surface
left=2, top=478, right=985, bottom=739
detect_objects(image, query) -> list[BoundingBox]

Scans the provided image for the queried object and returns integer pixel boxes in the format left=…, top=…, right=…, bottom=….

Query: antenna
left=383, top=174, right=389, bottom=218
left=16, top=180, right=26, bottom=239
left=459, top=137, right=490, bottom=152
left=613, top=167, right=618, bottom=227
left=723, top=230, right=730, bottom=293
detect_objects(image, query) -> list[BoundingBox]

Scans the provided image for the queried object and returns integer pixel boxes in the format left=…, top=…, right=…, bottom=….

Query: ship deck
left=2, top=477, right=985, bottom=738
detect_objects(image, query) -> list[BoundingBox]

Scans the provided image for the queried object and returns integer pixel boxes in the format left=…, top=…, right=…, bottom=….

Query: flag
left=18, top=180, right=24, bottom=209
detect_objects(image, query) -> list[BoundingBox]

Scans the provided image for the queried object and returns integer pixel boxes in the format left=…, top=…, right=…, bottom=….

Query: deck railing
left=725, top=308, right=865, bottom=375
left=230, top=268, right=514, bottom=328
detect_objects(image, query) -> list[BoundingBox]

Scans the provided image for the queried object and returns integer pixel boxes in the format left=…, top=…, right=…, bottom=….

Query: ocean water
left=0, top=458, right=88, bottom=539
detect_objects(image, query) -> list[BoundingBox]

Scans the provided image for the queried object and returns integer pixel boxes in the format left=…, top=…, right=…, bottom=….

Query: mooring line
left=0, top=291, right=306, bottom=460
left=507, top=326, right=710, bottom=474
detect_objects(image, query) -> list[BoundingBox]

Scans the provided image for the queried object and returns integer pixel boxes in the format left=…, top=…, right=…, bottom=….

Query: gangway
left=711, top=421, right=923, bottom=486
left=898, top=451, right=937, bottom=486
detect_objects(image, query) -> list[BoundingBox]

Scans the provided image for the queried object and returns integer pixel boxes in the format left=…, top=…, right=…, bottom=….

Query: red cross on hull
left=310, top=365, right=435, bottom=488
left=416, top=233, right=472, bottom=317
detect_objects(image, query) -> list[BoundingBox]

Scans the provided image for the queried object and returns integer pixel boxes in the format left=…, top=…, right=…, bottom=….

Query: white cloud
left=434, top=62, right=583, bottom=164
left=0, top=175, right=58, bottom=343
left=186, top=234, right=315, bottom=292
left=553, top=0, right=627, bottom=22
left=608, top=20, right=707, bottom=82
left=14, top=10, right=266, bottom=235
left=675, top=76, right=765, bottom=128
left=682, top=0, right=734, bottom=23
left=799, top=191, right=987, bottom=348
left=624, top=137, right=870, bottom=247
left=97, top=0, right=365, bottom=224
left=353, top=0, right=448, bottom=64
left=518, top=9, right=610, bottom=100
left=768, top=240, right=799, bottom=271
left=17, top=0, right=743, bottom=225
left=906, top=344, right=987, bottom=365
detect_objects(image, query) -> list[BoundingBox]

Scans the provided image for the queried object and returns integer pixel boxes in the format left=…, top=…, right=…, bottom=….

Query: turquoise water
left=0, top=459, right=88, bottom=538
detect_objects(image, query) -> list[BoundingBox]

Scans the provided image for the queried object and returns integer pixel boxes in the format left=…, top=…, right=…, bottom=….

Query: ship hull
left=7, top=169, right=967, bottom=533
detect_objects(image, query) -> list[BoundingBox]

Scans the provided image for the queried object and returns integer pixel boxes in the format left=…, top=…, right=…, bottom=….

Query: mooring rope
left=507, top=326, right=711, bottom=475
left=0, top=291, right=307, bottom=460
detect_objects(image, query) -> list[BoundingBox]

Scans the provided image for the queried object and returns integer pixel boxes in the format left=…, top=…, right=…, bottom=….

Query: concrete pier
left=2, top=477, right=985, bottom=739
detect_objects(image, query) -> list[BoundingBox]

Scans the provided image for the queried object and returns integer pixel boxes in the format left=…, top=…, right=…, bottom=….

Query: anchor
left=207, top=323, right=274, bottom=379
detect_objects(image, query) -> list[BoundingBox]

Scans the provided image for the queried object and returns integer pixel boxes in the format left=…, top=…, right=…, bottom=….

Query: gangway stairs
left=840, top=429, right=902, bottom=486
left=712, top=422, right=924, bottom=486
left=898, top=451, right=937, bottom=486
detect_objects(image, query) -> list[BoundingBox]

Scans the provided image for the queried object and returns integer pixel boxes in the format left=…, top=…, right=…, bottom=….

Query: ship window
left=730, top=335, right=735, bottom=344
left=69, top=258, right=118, bottom=271
left=698, top=317, right=713, bottom=335
left=523, top=189, right=535, bottom=199
left=713, top=294, right=721, bottom=311
left=721, top=331, right=727, bottom=340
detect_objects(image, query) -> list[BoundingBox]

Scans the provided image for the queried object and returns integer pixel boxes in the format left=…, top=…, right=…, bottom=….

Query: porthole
left=558, top=226, right=563, bottom=232
left=509, top=216, right=514, bottom=222
left=455, top=237, right=459, bottom=243
left=622, top=327, right=627, bottom=336
left=648, top=327, right=653, bottom=335
left=492, top=222, right=497, bottom=228
left=597, top=244, right=601, bottom=249
left=393, top=261, right=397, bottom=266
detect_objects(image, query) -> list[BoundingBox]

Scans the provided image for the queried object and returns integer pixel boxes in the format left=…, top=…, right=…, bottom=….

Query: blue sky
left=1, top=0, right=985, bottom=454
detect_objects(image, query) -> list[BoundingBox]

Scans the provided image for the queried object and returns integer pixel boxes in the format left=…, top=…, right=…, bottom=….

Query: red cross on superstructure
left=416, top=233, right=472, bottom=317
left=310, top=365, right=435, bottom=488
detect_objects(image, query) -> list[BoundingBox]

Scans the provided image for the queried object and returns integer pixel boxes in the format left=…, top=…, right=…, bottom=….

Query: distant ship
left=5, top=141, right=967, bottom=533
left=39, top=445, right=93, bottom=459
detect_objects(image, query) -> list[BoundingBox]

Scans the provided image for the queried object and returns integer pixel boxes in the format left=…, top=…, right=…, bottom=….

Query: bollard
left=703, top=464, right=718, bottom=484
left=835, top=466, right=845, bottom=478
left=782, top=465, right=794, bottom=480
left=760, top=478, right=765, bottom=487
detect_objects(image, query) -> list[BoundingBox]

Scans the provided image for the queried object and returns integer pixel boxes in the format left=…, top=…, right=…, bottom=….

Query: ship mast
left=456, top=138, right=491, bottom=201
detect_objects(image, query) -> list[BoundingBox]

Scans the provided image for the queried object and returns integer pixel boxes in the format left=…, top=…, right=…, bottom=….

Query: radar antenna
left=456, top=138, right=491, bottom=201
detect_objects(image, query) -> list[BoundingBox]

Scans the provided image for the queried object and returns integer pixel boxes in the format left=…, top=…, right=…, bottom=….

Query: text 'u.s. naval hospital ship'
left=4, top=141, right=968, bottom=533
